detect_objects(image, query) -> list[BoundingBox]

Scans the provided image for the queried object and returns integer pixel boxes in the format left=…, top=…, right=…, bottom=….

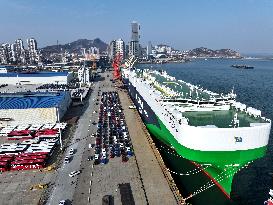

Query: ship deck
left=135, top=70, right=269, bottom=128
left=149, top=72, right=223, bottom=101
left=182, top=109, right=267, bottom=128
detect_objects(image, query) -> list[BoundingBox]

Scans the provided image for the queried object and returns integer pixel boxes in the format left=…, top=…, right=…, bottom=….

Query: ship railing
left=246, top=107, right=262, bottom=118
left=265, top=118, right=271, bottom=123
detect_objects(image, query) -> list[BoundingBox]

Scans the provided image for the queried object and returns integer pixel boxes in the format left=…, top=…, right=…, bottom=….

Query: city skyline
left=0, top=0, right=273, bottom=54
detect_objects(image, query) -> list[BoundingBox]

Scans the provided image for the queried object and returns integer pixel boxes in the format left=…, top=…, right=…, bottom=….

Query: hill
left=188, top=47, right=241, bottom=58
left=41, top=38, right=108, bottom=55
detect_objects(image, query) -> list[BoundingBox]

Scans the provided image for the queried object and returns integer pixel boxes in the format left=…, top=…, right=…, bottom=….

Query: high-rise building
left=109, top=38, right=125, bottom=61
left=109, top=40, right=116, bottom=60
left=14, top=39, right=26, bottom=64
left=147, top=41, right=152, bottom=58
left=131, top=21, right=140, bottom=42
left=0, top=38, right=39, bottom=65
left=115, top=38, right=125, bottom=60
left=0, top=44, right=11, bottom=64
left=129, top=21, right=140, bottom=57
left=27, top=38, right=39, bottom=64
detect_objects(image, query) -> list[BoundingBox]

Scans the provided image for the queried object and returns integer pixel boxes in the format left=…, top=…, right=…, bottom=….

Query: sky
left=0, top=0, right=273, bottom=54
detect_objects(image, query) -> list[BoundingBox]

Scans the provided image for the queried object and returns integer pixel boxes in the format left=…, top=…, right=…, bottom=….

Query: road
left=46, top=76, right=102, bottom=205
left=72, top=71, right=147, bottom=205
left=46, top=70, right=178, bottom=205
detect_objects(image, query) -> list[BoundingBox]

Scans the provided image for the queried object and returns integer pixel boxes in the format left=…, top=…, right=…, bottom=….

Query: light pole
left=56, top=107, right=63, bottom=150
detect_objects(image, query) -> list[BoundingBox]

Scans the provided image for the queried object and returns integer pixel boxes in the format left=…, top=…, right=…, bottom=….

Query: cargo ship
left=122, top=68, right=271, bottom=202
left=231, top=64, right=254, bottom=69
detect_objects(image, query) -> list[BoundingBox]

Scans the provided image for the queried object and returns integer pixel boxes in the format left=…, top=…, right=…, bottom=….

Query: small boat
left=231, top=64, right=254, bottom=69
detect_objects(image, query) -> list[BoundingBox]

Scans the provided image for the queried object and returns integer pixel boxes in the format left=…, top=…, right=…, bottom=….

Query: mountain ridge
left=188, top=47, right=241, bottom=58
left=41, top=38, right=108, bottom=54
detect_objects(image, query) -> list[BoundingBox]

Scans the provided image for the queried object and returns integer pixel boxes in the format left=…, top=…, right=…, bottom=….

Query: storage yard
left=0, top=122, right=69, bottom=205
left=0, top=70, right=182, bottom=205
left=0, top=122, right=67, bottom=171
left=71, top=71, right=180, bottom=205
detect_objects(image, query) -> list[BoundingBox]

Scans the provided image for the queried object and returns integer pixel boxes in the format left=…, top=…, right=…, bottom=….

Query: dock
left=118, top=85, right=185, bottom=205
left=71, top=70, right=183, bottom=204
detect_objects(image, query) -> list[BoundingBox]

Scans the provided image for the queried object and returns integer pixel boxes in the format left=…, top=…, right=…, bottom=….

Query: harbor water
left=137, top=58, right=273, bottom=205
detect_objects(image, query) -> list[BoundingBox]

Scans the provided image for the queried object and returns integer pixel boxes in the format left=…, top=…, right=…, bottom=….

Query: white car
left=59, top=200, right=66, bottom=205
left=69, top=170, right=81, bottom=177
left=102, top=148, right=106, bottom=154
left=101, top=153, right=107, bottom=159
left=64, top=156, right=70, bottom=163
left=120, top=143, right=124, bottom=149
left=69, top=148, right=74, bottom=155
left=95, top=154, right=100, bottom=160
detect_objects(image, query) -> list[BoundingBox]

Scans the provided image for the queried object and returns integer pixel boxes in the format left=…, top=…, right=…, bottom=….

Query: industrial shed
left=0, top=92, right=71, bottom=126
left=0, top=71, right=73, bottom=85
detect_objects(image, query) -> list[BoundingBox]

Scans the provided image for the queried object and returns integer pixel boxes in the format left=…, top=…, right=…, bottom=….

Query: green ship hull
left=125, top=69, right=270, bottom=203
left=146, top=115, right=267, bottom=196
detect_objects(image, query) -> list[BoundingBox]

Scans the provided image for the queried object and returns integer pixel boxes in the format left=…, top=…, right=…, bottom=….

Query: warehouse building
left=0, top=71, right=73, bottom=85
left=0, top=91, right=71, bottom=126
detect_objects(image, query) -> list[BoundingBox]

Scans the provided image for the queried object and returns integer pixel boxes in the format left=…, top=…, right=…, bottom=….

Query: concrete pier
left=72, top=71, right=181, bottom=205
left=118, top=86, right=183, bottom=205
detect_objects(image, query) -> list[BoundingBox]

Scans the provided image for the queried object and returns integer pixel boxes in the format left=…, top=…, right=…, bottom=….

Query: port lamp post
left=56, top=107, right=63, bottom=150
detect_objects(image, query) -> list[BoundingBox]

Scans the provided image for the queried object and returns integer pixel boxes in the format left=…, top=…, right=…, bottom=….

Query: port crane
left=112, top=54, right=122, bottom=79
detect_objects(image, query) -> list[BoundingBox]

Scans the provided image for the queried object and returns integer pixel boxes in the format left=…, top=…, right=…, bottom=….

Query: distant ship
left=121, top=67, right=271, bottom=202
left=231, top=64, right=254, bottom=69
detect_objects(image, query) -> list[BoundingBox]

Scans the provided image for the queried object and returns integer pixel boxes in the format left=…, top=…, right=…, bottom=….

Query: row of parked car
left=94, top=91, right=133, bottom=165
left=64, top=148, right=75, bottom=164
left=71, top=89, right=85, bottom=98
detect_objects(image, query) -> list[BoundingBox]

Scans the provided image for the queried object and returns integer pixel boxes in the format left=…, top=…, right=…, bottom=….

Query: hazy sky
left=0, top=0, right=273, bottom=53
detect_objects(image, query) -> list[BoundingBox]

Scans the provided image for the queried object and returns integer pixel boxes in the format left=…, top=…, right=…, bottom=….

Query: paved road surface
left=46, top=78, right=101, bottom=205
left=46, top=70, right=178, bottom=205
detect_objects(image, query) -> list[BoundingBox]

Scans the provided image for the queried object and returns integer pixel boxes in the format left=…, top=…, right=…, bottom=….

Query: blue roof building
left=0, top=92, right=69, bottom=109
left=0, top=91, right=71, bottom=125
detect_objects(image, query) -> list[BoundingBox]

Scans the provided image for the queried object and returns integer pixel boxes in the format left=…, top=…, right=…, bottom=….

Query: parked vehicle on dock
left=69, top=148, right=74, bottom=155
left=64, top=156, right=70, bottom=163
left=59, top=200, right=66, bottom=205
left=69, top=170, right=81, bottom=177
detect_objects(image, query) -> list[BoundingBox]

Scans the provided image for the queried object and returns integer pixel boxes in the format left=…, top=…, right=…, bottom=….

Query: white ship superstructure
left=124, top=68, right=271, bottom=196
